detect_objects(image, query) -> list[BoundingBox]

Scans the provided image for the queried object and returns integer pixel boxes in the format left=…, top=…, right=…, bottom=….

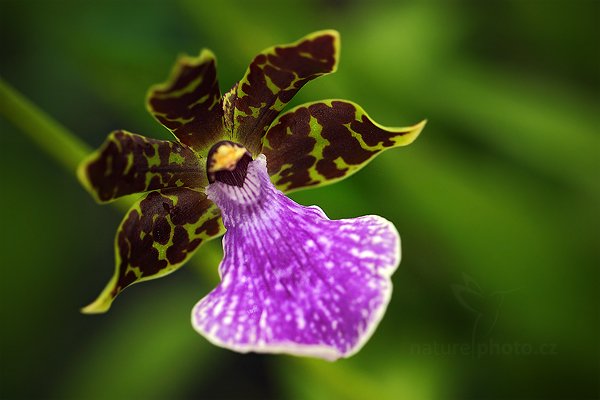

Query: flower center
left=206, top=155, right=267, bottom=210
left=206, top=141, right=252, bottom=187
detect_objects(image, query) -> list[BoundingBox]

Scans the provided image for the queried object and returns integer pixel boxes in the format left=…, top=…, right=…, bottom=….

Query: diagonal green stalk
left=0, top=78, right=90, bottom=172
left=0, top=78, right=139, bottom=213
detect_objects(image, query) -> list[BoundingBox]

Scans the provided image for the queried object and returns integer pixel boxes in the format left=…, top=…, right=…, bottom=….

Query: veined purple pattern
left=192, top=155, right=400, bottom=360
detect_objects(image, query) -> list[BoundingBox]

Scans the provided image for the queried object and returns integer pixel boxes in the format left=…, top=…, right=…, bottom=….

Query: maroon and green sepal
left=77, top=130, right=206, bottom=203
left=228, top=30, right=340, bottom=155
left=81, top=188, right=224, bottom=314
left=262, top=100, right=426, bottom=192
left=146, top=50, right=226, bottom=156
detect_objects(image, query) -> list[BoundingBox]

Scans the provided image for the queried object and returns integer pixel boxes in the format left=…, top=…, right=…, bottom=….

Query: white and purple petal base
left=192, top=155, right=400, bottom=360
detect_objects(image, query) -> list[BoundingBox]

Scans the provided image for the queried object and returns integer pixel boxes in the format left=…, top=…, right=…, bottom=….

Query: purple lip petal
left=192, top=155, right=400, bottom=360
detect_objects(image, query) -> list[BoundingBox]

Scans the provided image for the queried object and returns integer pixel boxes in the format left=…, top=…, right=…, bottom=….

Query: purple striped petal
left=192, top=155, right=400, bottom=360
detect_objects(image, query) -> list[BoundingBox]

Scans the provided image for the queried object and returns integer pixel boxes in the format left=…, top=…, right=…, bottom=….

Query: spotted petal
left=262, top=100, right=426, bottom=193
left=78, top=130, right=206, bottom=203
left=146, top=50, right=225, bottom=155
left=228, top=30, right=340, bottom=155
left=82, top=188, right=224, bottom=313
left=192, top=156, right=399, bottom=360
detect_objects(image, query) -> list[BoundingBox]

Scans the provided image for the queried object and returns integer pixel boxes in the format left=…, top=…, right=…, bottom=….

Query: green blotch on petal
left=169, top=151, right=186, bottom=165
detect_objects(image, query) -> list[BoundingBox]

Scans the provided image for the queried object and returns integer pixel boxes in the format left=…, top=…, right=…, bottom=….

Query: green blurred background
left=1, top=1, right=598, bottom=399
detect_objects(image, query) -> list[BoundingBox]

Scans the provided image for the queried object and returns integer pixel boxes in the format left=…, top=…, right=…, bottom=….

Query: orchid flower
left=78, top=30, right=425, bottom=360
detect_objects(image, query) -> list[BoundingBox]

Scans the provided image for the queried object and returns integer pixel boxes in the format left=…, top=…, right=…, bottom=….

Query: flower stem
left=0, top=77, right=91, bottom=173
left=0, top=78, right=137, bottom=212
